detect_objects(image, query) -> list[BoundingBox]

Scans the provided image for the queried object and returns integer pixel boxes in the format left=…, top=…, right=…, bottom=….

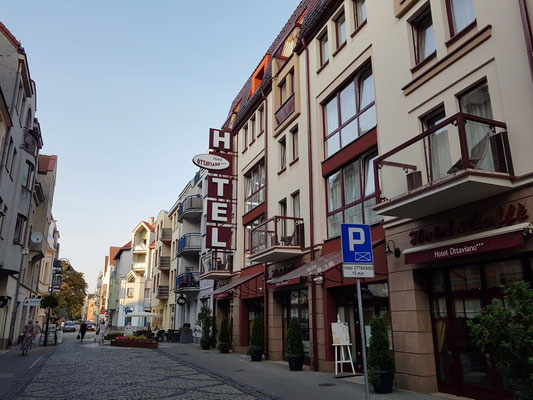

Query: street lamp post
left=43, top=258, right=72, bottom=346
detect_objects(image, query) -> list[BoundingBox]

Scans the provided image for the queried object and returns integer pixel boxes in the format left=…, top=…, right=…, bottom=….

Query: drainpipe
left=303, top=38, right=319, bottom=371
left=262, top=91, right=269, bottom=360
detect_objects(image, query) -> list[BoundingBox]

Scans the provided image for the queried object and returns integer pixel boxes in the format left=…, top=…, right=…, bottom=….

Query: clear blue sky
left=2, top=0, right=301, bottom=291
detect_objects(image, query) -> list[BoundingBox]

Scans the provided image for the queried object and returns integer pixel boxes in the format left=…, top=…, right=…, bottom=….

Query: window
left=4, top=138, right=13, bottom=171
left=144, top=288, right=150, bottom=298
left=243, top=126, right=248, bottom=149
left=326, top=152, right=381, bottom=238
left=422, top=107, right=451, bottom=182
left=323, top=65, right=376, bottom=158
left=258, top=107, right=264, bottom=134
left=127, top=288, right=134, bottom=298
left=246, top=215, right=265, bottom=254
left=291, top=126, right=299, bottom=161
left=9, top=149, right=16, bottom=177
left=23, top=161, right=34, bottom=189
left=244, top=161, right=265, bottom=213
left=0, top=198, right=6, bottom=238
left=279, top=137, right=287, bottom=171
left=279, top=198, right=287, bottom=235
left=319, top=31, right=329, bottom=66
left=412, top=7, right=435, bottom=64
left=250, top=117, right=255, bottom=143
left=292, top=191, right=301, bottom=218
left=335, top=13, right=347, bottom=48
left=446, top=0, right=475, bottom=35
left=14, top=214, right=27, bottom=244
left=279, top=71, right=294, bottom=105
left=354, top=0, right=367, bottom=28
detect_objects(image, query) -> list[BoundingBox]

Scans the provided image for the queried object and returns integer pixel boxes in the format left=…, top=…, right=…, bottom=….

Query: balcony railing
left=157, top=256, right=170, bottom=271
left=275, top=93, right=295, bottom=125
left=178, top=195, right=202, bottom=221
left=200, top=250, right=232, bottom=278
left=175, top=272, right=200, bottom=291
left=133, top=243, right=147, bottom=251
left=249, top=216, right=305, bottom=262
left=374, top=112, right=514, bottom=218
left=177, top=233, right=201, bottom=256
left=156, top=285, right=169, bottom=299
left=132, top=263, right=146, bottom=270
left=160, top=228, right=172, bottom=241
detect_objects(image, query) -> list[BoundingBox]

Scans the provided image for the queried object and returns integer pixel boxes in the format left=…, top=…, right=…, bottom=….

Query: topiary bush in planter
left=248, top=317, right=264, bottom=361
left=196, top=306, right=215, bottom=350
left=368, top=316, right=394, bottom=393
left=219, top=318, right=231, bottom=353
left=286, top=317, right=304, bottom=371
left=210, top=317, right=218, bottom=349
left=468, top=281, right=533, bottom=400
left=180, top=323, right=193, bottom=344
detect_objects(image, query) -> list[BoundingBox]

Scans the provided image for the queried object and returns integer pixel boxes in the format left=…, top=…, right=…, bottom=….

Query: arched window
left=128, top=275, right=135, bottom=283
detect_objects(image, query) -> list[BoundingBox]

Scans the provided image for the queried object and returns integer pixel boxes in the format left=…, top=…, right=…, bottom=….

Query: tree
left=196, top=306, right=215, bottom=350
left=468, top=281, right=533, bottom=400
left=286, top=317, right=304, bottom=356
left=40, top=294, right=58, bottom=309
left=367, top=316, right=394, bottom=389
left=55, top=266, right=87, bottom=320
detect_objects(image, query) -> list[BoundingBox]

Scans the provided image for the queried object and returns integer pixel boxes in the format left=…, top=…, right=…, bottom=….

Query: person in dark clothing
left=79, top=321, right=88, bottom=343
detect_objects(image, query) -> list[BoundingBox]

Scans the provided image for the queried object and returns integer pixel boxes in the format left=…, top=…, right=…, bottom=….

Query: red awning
left=212, top=272, right=263, bottom=299
left=403, top=223, right=532, bottom=264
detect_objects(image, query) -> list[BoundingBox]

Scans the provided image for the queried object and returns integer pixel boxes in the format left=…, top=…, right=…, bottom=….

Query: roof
left=149, top=241, right=155, bottom=249
left=114, top=241, right=132, bottom=260
left=38, top=155, right=57, bottom=174
left=0, top=21, right=24, bottom=53
left=109, top=246, right=121, bottom=266
left=224, top=0, right=312, bottom=128
left=212, top=272, right=263, bottom=299
left=132, top=220, right=155, bottom=233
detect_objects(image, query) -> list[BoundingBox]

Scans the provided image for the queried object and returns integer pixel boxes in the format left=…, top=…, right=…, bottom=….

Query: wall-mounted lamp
left=384, top=240, right=401, bottom=258
left=313, top=275, right=324, bottom=284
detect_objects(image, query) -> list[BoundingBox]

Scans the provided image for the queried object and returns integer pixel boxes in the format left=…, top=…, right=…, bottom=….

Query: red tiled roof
left=0, top=21, right=23, bottom=52
left=38, top=155, right=57, bottom=173
left=132, top=220, right=155, bottom=233
left=149, top=241, right=155, bottom=248
left=122, top=241, right=132, bottom=250
left=109, top=246, right=121, bottom=266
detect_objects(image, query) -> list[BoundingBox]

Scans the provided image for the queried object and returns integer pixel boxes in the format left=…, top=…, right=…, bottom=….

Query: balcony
left=374, top=113, right=514, bottom=219
left=200, top=251, right=233, bottom=280
left=249, top=216, right=305, bottom=263
left=174, top=272, right=200, bottom=293
left=177, top=233, right=201, bottom=256
left=157, top=256, right=170, bottom=271
left=275, top=93, right=295, bottom=126
left=132, top=263, right=146, bottom=271
left=133, top=243, right=148, bottom=253
left=160, top=228, right=172, bottom=244
left=156, top=285, right=169, bottom=299
left=178, top=195, right=202, bottom=222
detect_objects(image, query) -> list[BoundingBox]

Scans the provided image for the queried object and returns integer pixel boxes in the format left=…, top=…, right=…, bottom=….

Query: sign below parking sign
left=341, top=224, right=374, bottom=278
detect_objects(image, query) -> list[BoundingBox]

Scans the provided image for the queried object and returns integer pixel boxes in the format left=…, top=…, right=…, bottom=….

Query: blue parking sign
left=341, top=224, right=373, bottom=264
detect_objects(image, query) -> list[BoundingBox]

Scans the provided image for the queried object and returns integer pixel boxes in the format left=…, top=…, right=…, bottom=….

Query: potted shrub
left=219, top=318, right=231, bottom=353
left=286, top=317, right=304, bottom=371
left=196, top=306, right=214, bottom=350
left=248, top=317, right=264, bottom=361
left=210, top=317, right=218, bottom=349
left=179, top=323, right=193, bottom=344
left=368, top=316, right=394, bottom=393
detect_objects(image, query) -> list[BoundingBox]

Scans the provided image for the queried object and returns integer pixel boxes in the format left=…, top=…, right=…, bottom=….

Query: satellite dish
left=30, top=232, right=44, bottom=244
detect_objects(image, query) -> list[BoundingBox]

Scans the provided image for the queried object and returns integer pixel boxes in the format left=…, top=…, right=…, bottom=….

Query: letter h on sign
left=209, top=128, right=233, bottom=153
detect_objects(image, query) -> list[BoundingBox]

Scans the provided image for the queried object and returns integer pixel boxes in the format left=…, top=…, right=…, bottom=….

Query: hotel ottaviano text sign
left=193, top=128, right=236, bottom=250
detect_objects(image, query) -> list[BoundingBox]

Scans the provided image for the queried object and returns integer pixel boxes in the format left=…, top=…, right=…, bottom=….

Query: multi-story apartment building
left=117, top=219, right=155, bottom=327
left=151, top=210, right=172, bottom=329
left=100, top=246, right=120, bottom=324
left=109, top=241, right=131, bottom=327
left=13, top=154, right=57, bottom=339
left=0, top=22, right=45, bottom=349
left=36, top=217, right=59, bottom=326
left=170, top=171, right=208, bottom=338
left=203, top=1, right=533, bottom=399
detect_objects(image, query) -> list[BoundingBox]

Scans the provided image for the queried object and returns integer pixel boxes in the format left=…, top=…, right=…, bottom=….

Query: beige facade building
left=151, top=210, right=172, bottom=329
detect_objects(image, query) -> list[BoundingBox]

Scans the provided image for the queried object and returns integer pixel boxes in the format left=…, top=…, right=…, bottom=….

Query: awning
left=404, top=223, right=533, bottom=264
left=125, top=312, right=160, bottom=318
left=267, top=251, right=343, bottom=289
left=212, top=272, right=263, bottom=299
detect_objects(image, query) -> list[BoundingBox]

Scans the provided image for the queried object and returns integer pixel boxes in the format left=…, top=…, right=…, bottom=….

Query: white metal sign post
left=341, top=224, right=373, bottom=400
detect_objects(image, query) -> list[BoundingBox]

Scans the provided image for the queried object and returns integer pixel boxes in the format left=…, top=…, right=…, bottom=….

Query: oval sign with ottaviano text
left=192, top=154, right=230, bottom=170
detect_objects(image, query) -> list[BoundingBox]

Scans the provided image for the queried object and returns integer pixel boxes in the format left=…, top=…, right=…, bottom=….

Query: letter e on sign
left=207, top=200, right=232, bottom=223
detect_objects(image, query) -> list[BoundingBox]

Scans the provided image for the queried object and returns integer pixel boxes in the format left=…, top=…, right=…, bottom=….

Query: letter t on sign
left=210, top=128, right=233, bottom=152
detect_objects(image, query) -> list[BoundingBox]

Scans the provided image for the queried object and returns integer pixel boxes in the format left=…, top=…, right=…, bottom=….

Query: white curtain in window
left=429, top=127, right=452, bottom=181
left=451, top=0, right=475, bottom=33
left=327, top=172, right=342, bottom=212
left=359, top=72, right=374, bottom=109
left=340, top=84, right=356, bottom=123
left=343, top=160, right=361, bottom=204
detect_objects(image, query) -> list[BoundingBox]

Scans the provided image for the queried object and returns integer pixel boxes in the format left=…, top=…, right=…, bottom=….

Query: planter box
left=180, top=331, right=193, bottom=344
left=110, top=340, right=158, bottom=349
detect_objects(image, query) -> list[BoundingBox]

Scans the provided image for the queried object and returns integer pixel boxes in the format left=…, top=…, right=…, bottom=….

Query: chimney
left=148, top=217, right=154, bottom=224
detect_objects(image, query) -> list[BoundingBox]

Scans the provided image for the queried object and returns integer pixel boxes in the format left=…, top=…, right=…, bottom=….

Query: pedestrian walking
left=96, top=320, right=108, bottom=345
left=20, top=321, right=35, bottom=356
left=33, top=321, right=41, bottom=345
left=79, top=320, right=87, bottom=343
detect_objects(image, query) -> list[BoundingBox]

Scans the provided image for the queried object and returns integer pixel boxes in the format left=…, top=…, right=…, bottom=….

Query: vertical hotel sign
left=193, top=128, right=236, bottom=250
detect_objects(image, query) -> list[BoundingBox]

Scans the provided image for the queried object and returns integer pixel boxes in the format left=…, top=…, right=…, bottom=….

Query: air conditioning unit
left=406, top=171, right=422, bottom=192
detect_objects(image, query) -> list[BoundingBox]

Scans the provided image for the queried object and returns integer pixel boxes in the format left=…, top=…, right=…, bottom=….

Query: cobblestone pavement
left=14, top=333, right=275, bottom=400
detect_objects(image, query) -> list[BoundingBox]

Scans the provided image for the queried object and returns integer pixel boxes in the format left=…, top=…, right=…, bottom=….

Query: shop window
left=335, top=12, right=347, bottom=49
left=354, top=0, right=366, bottom=28
left=446, top=0, right=475, bottom=36
left=319, top=31, right=329, bottom=66
left=326, top=151, right=381, bottom=238
left=450, top=265, right=481, bottom=291
left=283, top=289, right=310, bottom=357
left=323, top=64, right=376, bottom=158
left=244, top=161, right=265, bottom=213
left=485, top=259, right=524, bottom=288
left=411, top=6, right=435, bottom=65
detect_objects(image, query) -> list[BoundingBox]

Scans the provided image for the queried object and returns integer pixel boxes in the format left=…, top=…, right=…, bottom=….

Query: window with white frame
left=412, top=6, right=435, bottom=64
left=326, top=151, right=381, bottom=238
left=335, top=12, right=347, bottom=48
left=244, top=161, right=265, bottom=213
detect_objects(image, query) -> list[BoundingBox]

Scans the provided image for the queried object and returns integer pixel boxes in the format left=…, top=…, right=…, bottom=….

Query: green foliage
left=40, top=294, right=59, bottom=309
left=55, top=266, right=87, bottom=320
left=368, top=316, right=394, bottom=388
left=105, top=332, right=123, bottom=339
left=248, top=317, right=264, bottom=354
left=219, top=318, right=230, bottom=344
left=210, top=317, right=218, bottom=349
left=286, top=317, right=304, bottom=357
left=133, top=330, right=151, bottom=337
left=181, top=322, right=191, bottom=333
left=196, top=306, right=215, bottom=349
left=468, top=281, right=533, bottom=400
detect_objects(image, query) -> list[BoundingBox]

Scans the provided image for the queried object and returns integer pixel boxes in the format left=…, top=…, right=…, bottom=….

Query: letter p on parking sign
left=341, top=224, right=373, bottom=264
